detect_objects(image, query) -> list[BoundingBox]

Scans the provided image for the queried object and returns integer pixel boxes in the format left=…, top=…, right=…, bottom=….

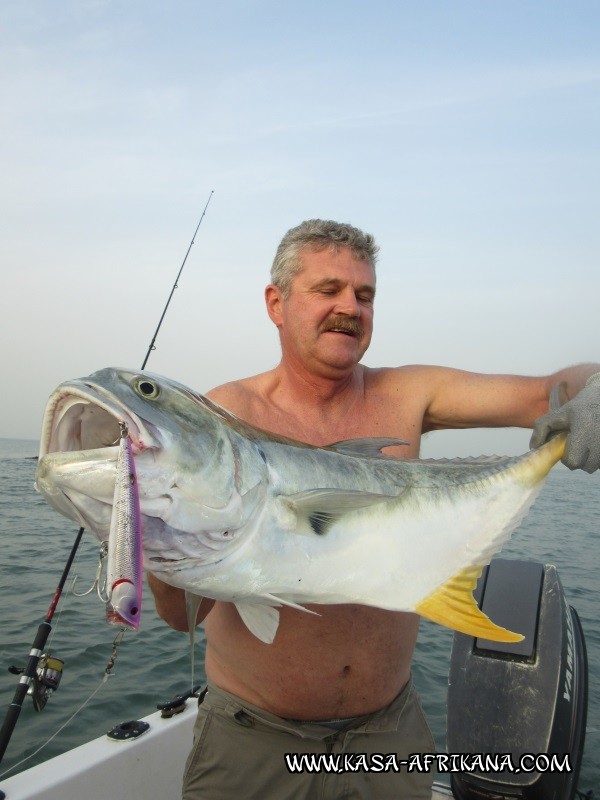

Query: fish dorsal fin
left=235, top=602, right=281, bottom=643
left=326, top=437, right=409, bottom=457
left=415, top=566, right=523, bottom=643
left=286, top=488, right=397, bottom=535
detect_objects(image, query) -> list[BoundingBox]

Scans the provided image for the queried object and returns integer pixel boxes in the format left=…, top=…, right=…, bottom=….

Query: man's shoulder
left=364, top=364, right=449, bottom=393
left=206, top=371, right=274, bottom=418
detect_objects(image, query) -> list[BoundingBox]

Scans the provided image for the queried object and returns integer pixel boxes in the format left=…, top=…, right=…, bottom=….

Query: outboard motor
left=446, top=559, right=587, bottom=800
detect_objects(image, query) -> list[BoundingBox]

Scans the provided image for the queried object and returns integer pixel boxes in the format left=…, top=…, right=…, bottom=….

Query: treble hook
left=72, top=541, right=109, bottom=600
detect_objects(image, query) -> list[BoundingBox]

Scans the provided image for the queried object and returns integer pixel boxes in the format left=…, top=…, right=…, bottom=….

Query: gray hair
left=270, top=219, right=379, bottom=296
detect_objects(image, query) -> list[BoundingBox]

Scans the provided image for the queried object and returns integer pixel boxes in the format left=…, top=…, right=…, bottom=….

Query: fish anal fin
left=415, top=566, right=524, bottom=643
left=235, top=602, right=280, bottom=644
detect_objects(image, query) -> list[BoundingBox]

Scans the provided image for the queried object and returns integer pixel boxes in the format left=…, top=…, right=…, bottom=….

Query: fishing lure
left=105, top=422, right=143, bottom=629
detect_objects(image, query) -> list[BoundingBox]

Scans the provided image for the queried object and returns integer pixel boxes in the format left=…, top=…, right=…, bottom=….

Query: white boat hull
left=1, top=703, right=197, bottom=800
left=0, top=699, right=452, bottom=799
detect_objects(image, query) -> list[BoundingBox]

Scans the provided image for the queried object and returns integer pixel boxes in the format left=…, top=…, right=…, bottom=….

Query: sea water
left=0, top=437, right=598, bottom=792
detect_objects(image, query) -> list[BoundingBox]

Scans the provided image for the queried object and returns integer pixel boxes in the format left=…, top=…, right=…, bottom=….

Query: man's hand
left=530, top=373, right=600, bottom=473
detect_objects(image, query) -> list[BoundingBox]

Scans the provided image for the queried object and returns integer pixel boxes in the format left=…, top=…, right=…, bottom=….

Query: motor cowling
left=446, top=558, right=587, bottom=800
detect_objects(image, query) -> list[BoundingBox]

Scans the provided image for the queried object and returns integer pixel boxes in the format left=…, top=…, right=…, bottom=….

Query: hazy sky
left=1, top=1, right=598, bottom=457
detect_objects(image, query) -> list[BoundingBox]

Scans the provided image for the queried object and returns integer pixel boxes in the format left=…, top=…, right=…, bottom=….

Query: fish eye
left=134, top=378, right=160, bottom=399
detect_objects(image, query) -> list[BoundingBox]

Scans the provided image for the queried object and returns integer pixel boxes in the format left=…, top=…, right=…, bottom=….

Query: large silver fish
left=35, top=368, right=566, bottom=644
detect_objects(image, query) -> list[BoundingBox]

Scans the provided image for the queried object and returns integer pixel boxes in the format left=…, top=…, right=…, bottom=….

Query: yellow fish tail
left=416, top=565, right=523, bottom=643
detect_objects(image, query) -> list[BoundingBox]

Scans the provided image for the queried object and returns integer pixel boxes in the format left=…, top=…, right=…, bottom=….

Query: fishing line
left=0, top=680, right=105, bottom=781
left=0, top=630, right=126, bottom=780
left=0, top=191, right=215, bottom=770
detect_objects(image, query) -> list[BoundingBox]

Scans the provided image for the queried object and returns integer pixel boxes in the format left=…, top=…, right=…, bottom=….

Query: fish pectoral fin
left=326, top=437, right=410, bottom=457
left=185, top=591, right=204, bottom=637
left=415, top=566, right=524, bottom=643
left=287, top=488, right=397, bottom=536
left=185, top=591, right=205, bottom=685
left=235, top=596, right=319, bottom=644
left=235, top=602, right=281, bottom=644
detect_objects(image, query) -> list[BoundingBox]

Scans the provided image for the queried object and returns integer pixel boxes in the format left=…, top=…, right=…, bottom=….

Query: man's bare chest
left=253, top=398, right=424, bottom=457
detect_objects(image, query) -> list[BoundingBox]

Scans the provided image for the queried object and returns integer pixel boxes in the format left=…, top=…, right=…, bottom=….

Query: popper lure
left=105, top=423, right=142, bottom=629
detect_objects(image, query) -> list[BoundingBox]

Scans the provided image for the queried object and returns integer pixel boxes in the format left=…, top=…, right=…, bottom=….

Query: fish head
left=38, top=366, right=224, bottom=456
left=36, top=368, right=266, bottom=568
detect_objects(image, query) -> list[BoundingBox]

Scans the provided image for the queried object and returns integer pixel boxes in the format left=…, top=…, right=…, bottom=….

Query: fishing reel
left=9, top=654, right=64, bottom=712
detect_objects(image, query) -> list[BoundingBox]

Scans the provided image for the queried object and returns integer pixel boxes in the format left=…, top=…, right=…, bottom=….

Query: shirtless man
left=149, top=219, right=600, bottom=799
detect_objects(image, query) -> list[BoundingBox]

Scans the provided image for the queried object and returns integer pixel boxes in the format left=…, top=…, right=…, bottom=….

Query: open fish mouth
left=39, top=379, right=160, bottom=459
left=36, top=375, right=162, bottom=540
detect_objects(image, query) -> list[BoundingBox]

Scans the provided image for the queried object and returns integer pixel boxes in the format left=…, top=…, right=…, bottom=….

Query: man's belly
left=203, top=601, right=420, bottom=719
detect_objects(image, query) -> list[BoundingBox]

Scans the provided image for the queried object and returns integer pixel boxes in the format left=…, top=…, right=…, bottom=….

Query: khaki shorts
left=182, top=679, right=435, bottom=799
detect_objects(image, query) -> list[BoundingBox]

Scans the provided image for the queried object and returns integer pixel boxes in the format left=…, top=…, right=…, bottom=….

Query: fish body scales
left=171, top=434, right=561, bottom=616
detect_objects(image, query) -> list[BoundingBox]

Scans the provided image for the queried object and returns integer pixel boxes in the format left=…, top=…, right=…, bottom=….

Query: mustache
left=321, top=315, right=365, bottom=338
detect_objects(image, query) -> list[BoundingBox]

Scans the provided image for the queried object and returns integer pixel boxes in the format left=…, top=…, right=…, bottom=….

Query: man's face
left=268, top=246, right=376, bottom=377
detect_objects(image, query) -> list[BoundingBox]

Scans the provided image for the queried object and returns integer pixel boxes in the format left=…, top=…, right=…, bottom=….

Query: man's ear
left=265, top=284, right=283, bottom=326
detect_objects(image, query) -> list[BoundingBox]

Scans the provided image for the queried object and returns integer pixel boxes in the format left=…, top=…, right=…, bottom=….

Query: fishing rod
left=0, top=527, right=85, bottom=767
left=141, top=190, right=214, bottom=370
left=0, top=192, right=215, bottom=771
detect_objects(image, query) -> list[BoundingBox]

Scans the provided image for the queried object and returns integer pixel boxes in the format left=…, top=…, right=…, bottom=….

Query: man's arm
left=545, top=363, right=600, bottom=404
left=422, top=363, right=600, bottom=431
left=147, top=572, right=215, bottom=632
left=420, top=362, right=600, bottom=472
